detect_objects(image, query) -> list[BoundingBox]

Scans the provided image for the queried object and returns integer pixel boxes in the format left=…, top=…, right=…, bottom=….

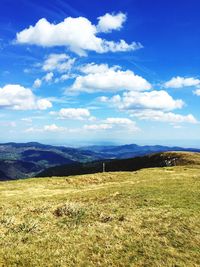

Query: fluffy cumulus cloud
left=16, top=14, right=142, bottom=56
left=131, top=110, right=198, bottom=124
left=52, top=108, right=92, bottom=120
left=0, top=84, right=52, bottom=110
left=70, top=63, right=151, bottom=93
left=97, top=12, right=127, bottom=33
left=102, top=90, right=184, bottom=111
left=84, top=117, right=139, bottom=132
left=115, top=90, right=184, bottom=111
left=100, top=89, right=198, bottom=124
left=164, top=76, right=200, bottom=88
left=42, top=53, right=75, bottom=72
left=193, top=89, right=200, bottom=96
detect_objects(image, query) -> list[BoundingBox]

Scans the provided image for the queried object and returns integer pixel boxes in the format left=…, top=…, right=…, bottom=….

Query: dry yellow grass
left=0, top=166, right=200, bottom=266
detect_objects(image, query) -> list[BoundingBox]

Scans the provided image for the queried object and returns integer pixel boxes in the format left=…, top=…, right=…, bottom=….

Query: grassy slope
left=0, top=166, right=200, bottom=266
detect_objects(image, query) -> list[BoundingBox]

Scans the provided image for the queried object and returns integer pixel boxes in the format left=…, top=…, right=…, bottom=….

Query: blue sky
left=1, top=0, right=200, bottom=146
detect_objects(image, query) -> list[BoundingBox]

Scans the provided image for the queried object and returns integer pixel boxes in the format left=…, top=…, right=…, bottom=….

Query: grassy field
left=0, top=165, right=200, bottom=266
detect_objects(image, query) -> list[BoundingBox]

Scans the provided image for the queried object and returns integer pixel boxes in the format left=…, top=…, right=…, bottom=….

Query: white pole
left=103, top=162, right=105, bottom=173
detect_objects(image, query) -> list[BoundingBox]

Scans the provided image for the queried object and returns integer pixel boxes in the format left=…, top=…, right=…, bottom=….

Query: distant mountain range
left=0, top=142, right=200, bottom=180
left=79, top=144, right=200, bottom=158
left=0, top=142, right=104, bottom=180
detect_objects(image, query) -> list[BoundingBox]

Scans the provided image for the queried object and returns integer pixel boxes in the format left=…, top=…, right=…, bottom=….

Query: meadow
left=0, top=165, right=200, bottom=266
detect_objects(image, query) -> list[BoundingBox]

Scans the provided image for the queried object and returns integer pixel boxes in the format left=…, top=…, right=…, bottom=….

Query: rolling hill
left=37, top=151, right=200, bottom=178
left=0, top=142, right=105, bottom=180
left=0, top=160, right=40, bottom=181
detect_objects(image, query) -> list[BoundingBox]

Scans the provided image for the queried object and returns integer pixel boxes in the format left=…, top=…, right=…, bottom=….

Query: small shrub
left=118, top=215, right=125, bottom=222
left=0, top=216, right=15, bottom=228
left=14, top=221, right=39, bottom=233
left=53, top=203, right=86, bottom=226
left=99, top=213, right=113, bottom=223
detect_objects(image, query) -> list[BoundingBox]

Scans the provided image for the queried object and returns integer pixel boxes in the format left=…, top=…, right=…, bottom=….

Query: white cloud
left=24, top=127, right=35, bottom=133
left=104, top=117, right=135, bottom=125
left=193, top=89, right=200, bottom=96
left=42, top=53, right=75, bottom=72
left=84, top=117, right=139, bottom=132
left=55, top=73, right=76, bottom=83
left=99, top=96, right=109, bottom=102
left=25, top=124, right=67, bottom=133
left=33, top=54, right=75, bottom=87
left=44, top=72, right=54, bottom=82
left=54, top=108, right=92, bottom=120
left=106, top=94, right=121, bottom=104
left=33, top=78, right=42, bottom=88
left=84, top=124, right=112, bottom=130
left=105, top=117, right=139, bottom=131
left=100, top=90, right=197, bottom=124
left=0, top=84, right=52, bottom=110
left=132, top=110, right=198, bottom=124
left=37, top=99, right=52, bottom=110
left=97, top=12, right=126, bottom=33
left=32, top=72, right=54, bottom=89
left=16, top=15, right=142, bottom=56
left=98, top=40, right=142, bottom=53
left=70, top=64, right=151, bottom=93
left=164, top=76, right=200, bottom=88
left=43, top=124, right=65, bottom=132
left=113, top=90, right=184, bottom=111
left=59, top=74, right=70, bottom=81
